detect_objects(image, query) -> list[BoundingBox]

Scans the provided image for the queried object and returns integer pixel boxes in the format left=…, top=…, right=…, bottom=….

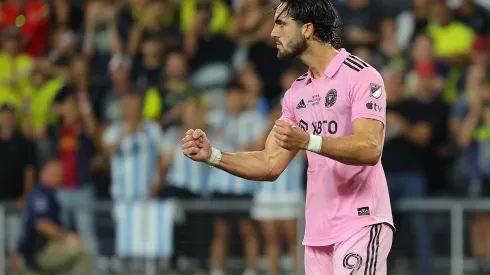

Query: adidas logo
left=296, top=99, right=306, bottom=109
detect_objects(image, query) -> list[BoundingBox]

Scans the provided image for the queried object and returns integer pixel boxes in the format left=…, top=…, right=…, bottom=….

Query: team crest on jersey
left=325, top=89, right=337, bottom=108
left=370, top=83, right=382, bottom=99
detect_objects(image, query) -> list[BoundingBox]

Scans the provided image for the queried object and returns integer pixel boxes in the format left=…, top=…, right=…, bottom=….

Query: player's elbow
left=361, top=140, right=382, bottom=166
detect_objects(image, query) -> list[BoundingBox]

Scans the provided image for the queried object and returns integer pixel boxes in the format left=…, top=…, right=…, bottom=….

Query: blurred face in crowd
left=31, top=70, right=48, bottom=88
left=181, top=98, right=205, bottom=129
left=380, top=18, right=396, bottom=41
left=430, top=2, right=452, bottom=26
left=71, top=57, right=89, bottom=80
left=466, top=64, right=486, bottom=89
left=2, top=36, right=19, bottom=56
left=271, top=3, right=307, bottom=60
left=225, top=87, right=245, bottom=116
left=149, top=1, right=167, bottom=26
left=61, top=96, right=80, bottom=124
left=52, top=29, right=76, bottom=56
left=0, top=105, right=16, bottom=139
left=111, top=65, right=131, bottom=90
left=142, top=38, right=163, bottom=61
left=41, top=160, right=63, bottom=188
left=164, top=52, right=188, bottom=80
left=122, top=94, right=142, bottom=123
left=412, top=35, right=434, bottom=63
left=383, top=69, right=404, bottom=104
left=240, top=68, right=262, bottom=98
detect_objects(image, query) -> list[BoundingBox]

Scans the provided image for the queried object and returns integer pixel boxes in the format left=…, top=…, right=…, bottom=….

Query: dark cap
left=2, top=27, right=21, bottom=39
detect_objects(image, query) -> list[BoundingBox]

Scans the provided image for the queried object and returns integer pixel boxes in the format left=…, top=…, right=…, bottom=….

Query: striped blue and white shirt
left=255, top=154, right=306, bottom=202
left=207, top=109, right=269, bottom=195
left=102, top=121, right=164, bottom=200
left=163, top=127, right=211, bottom=195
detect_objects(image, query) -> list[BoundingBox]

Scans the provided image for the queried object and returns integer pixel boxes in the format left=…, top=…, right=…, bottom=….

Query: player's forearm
left=214, top=151, right=278, bottom=181
left=318, top=134, right=381, bottom=166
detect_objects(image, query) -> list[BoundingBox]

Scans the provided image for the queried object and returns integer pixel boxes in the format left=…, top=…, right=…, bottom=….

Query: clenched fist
left=181, top=129, right=212, bottom=162
left=273, top=120, right=310, bottom=150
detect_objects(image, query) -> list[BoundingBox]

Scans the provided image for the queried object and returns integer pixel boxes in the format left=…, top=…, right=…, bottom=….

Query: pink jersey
left=279, top=49, right=394, bottom=247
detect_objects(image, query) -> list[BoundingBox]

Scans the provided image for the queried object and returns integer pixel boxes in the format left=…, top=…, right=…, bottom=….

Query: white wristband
left=207, top=147, right=222, bottom=166
left=307, top=134, right=322, bottom=153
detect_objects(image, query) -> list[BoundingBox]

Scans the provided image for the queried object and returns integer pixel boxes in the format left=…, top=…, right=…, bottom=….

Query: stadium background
left=0, top=0, right=489, bottom=274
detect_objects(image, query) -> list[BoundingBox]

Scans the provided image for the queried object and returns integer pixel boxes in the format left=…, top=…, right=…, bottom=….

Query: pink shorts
left=304, top=223, right=393, bottom=275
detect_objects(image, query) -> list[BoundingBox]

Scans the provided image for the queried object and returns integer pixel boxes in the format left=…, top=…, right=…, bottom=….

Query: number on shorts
left=343, top=253, right=363, bottom=275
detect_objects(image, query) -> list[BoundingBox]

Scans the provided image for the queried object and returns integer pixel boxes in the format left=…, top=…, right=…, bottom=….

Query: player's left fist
left=273, top=120, right=310, bottom=150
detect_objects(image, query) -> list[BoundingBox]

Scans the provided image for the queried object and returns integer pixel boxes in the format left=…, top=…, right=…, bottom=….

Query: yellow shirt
left=426, top=22, right=475, bottom=57
left=180, top=0, right=231, bottom=34
left=0, top=52, right=33, bottom=88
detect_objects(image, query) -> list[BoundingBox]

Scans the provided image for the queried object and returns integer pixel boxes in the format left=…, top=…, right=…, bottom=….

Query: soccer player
left=181, top=0, right=394, bottom=274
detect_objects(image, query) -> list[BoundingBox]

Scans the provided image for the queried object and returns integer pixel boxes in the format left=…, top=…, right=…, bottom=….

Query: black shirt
left=189, top=34, right=236, bottom=73
left=0, top=131, right=36, bottom=200
left=19, top=184, right=61, bottom=268
left=382, top=97, right=447, bottom=173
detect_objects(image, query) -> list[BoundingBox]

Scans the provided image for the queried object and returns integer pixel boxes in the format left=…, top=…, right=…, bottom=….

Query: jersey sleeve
left=278, top=90, right=297, bottom=124
left=350, top=68, right=386, bottom=125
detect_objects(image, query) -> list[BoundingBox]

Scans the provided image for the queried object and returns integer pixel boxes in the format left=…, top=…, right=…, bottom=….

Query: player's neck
left=300, top=45, right=338, bottom=80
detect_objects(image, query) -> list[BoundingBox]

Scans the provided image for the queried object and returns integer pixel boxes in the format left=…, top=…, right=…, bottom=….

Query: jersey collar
left=305, top=48, right=350, bottom=83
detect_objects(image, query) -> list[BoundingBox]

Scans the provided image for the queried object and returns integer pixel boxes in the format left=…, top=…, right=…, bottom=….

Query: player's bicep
left=352, top=118, right=385, bottom=150
left=264, top=129, right=298, bottom=178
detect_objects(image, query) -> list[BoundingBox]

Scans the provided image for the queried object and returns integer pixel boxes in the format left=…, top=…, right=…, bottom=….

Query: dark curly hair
left=276, top=0, right=343, bottom=48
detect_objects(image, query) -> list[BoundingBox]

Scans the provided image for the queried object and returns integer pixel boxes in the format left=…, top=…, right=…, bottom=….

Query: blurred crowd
left=1, top=0, right=490, bottom=274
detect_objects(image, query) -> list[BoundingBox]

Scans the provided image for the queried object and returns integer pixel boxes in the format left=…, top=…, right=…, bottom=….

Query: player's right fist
left=181, top=129, right=212, bottom=162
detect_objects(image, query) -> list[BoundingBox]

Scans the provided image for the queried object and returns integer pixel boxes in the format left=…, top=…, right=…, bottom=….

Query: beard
left=277, top=34, right=307, bottom=60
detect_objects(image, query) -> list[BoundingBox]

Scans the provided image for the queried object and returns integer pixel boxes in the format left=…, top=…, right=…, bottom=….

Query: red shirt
left=0, top=0, right=50, bottom=56
left=59, top=124, right=79, bottom=189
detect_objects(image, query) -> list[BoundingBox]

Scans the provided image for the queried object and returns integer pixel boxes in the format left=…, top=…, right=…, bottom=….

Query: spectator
left=102, top=92, right=168, bottom=270
left=453, top=0, right=490, bottom=35
left=46, top=88, right=98, bottom=256
left=132, top=34, right=165, bottom=90
left=426, top=1, right=475, bottom=67
left=207, top=82, right=267, bottom=275
left=51, top=0, right=84, bottom=31
left=19, top=159, right=92, bottom=275
left=99, top=55, right=133, bottom=127
left=0, top=102, right=36, bottom=275
left=47, top=27, right=78, bottom=70
left=102, top=92, right=165, bottom=200
left=450, top=65, right=490, bottom=272
left=238, top=65, right=268, bottom=116
left=22, top=61, right=66, bottom=140
left=0, top=0, right=51, bottom=56
left=381, top=66, right=436, bottom=275
left=336, top=0, right=381, bottom=51
left=160, top=98, right=211, bottom=275
left=127, top=0, right=181, bottom=55
left=0, top=27, right=33, bottom=100
left=83, top=0, right=122, bottom=87
left=180, top=0, right=231, bottom=34
left=373, top=17, right=403, bottom=69
left=232, top=0, right=273, bottom=47
left=183, top=0, right=236, bottom=91
left=396, top=0, right=430, bottom=51
left=157, top=51, right=202, bottom=127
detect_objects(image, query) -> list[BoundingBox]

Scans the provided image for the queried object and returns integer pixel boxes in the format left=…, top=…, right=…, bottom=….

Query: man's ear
left=302, top=22, right=314, bottom=40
